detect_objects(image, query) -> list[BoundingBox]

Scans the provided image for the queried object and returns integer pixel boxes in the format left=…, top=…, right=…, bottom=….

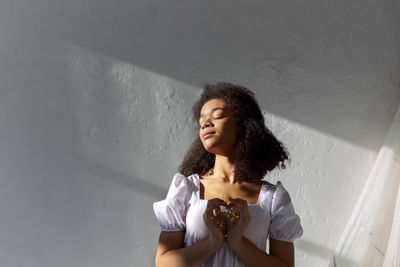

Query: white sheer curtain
left=331, top=103, right=400, bottom=267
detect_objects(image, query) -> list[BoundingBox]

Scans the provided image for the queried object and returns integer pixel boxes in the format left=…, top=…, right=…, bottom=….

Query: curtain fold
left=331, top=103, right=400, bottom=267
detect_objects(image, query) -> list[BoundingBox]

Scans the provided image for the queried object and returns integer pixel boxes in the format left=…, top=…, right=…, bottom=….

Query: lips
left=203, top=131, right=215, bottom=139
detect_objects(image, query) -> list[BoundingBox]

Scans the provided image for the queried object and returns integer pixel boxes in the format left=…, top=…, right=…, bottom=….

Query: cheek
left=224, top=123, right=239, bottom=142
left=198, top=131, right=203, bottom=140
left=222, top=121, right=237, bottom=133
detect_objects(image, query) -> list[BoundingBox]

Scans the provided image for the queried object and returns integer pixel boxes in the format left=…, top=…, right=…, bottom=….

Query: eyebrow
left=199, top=107, right=224, bottom=118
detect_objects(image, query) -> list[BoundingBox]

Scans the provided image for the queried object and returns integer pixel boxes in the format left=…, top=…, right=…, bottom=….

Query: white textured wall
left=0, top=0, right=399, bottom=266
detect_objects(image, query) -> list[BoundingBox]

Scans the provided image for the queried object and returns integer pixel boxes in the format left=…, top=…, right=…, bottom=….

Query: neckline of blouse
left=193, top=173, right=267, bottom=206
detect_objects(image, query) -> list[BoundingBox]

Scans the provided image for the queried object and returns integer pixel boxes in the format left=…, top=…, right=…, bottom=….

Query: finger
left=209, top=201, right=229, bottom=217
left=226, top=201, right=241, bottom=210
left=205, top=202, right=219, bottom=213
left=205, top=204, right=218, bottom=216
left=209, top=198, right=225, bottom=205
left=206, top=198, right=225, bottom=210
left=211, top=217, right=226, bottom=226
left=228, top=197, right=247, bottom=208
left=228, top=197, right=241, bottom=206
left=210, top=216, right=227, bottom=231
left=207, top=207, right=224, bottom=221
left=212, top=206, right=222, bottom=217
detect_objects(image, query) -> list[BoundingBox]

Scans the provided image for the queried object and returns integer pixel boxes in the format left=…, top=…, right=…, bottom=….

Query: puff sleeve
left=268, top=181, right=303, bottom=242
left=153, top=173, right=193, bottom=232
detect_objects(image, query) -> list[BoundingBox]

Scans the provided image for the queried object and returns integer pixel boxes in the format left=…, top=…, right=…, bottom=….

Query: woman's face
left=199, top=98, right=238, bottom=156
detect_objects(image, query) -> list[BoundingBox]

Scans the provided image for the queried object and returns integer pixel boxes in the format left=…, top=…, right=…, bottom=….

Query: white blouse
left=153, top=173, right=303, bottom=267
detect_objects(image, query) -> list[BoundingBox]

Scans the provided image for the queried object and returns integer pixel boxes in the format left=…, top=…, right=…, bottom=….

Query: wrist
left=228, top=236, right=244, bottom=251
left=207, top=235, right=223, bottom=251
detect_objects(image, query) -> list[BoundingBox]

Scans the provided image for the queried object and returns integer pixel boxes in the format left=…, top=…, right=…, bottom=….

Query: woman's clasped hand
left=203, top=197, right=251, bottom=250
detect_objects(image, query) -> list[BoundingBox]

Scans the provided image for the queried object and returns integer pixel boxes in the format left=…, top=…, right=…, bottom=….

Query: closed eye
left=199, top=116, right=224, bottom=125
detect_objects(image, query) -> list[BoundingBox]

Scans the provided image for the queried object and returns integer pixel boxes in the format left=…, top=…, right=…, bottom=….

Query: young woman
left=153, top=82, right=303, bottom=267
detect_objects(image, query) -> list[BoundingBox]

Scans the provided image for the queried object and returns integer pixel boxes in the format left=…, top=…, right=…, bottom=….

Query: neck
left=212, top=153, right=237, bottom=184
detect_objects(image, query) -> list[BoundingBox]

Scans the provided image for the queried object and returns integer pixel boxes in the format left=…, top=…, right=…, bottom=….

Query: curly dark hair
left=178, top=82, right=290, bottom=183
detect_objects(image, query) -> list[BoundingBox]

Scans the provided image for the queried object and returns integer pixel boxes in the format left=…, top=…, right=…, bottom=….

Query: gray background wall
left=0, top=0, right=399, bottom=266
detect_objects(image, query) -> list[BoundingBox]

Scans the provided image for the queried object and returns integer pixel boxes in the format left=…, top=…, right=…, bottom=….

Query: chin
left=203, top=146, right=215, bottom=153
left=203, top=144, right=218, bottom=154
left=204, top=145, right=228, bottom=155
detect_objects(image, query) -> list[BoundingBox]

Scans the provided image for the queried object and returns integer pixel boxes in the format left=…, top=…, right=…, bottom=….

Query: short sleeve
left=153, top=173, right=193, bottom=232
left=268, top=181, right=303, bottom=242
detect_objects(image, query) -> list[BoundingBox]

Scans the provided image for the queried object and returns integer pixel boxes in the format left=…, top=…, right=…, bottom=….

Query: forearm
left=156, top=236, right=219, bottom=267
left=231, top=237, right=289, bottom=267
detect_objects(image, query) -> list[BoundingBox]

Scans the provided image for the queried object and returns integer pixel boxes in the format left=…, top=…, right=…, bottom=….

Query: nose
left=201, top=120, right=213, bottom=129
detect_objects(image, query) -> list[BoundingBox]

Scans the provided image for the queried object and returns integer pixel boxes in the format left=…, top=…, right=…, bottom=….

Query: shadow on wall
left=74, top=155, right=167, bottom=200
left=23, top=0, right=400, bottom=153
left=71, top=151, right=359, bottom=267
left=328, top=256, right=358, bottom=267
left=296, top=239, right=357, bottom=267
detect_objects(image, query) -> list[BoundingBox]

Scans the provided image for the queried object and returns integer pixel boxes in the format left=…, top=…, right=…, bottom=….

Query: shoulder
left=267, top=180, right=303, bottom=242
left=260, top=179, right=278, bottom=188
left=258, top=180, right=293, bottom=208
left=153, top=173, right=199, bottom=232
left=166, top=173, right=198, bottom=198
left=259, top=179, right=282, bottom=195
left=266, top=180, right=298, bottom=217
left=261, top=180, right=289, bottom=196
left=170, top=173, right=196, bottom=184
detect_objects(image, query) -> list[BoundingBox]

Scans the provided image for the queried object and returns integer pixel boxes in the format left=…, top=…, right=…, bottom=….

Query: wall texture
left=0, top=0, right=399, bottom=266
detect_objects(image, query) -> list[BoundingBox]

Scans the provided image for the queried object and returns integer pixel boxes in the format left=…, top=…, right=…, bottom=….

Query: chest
left=185, top=197, right=270, bottom=249
left=199, top=179, right=261, bottom=204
